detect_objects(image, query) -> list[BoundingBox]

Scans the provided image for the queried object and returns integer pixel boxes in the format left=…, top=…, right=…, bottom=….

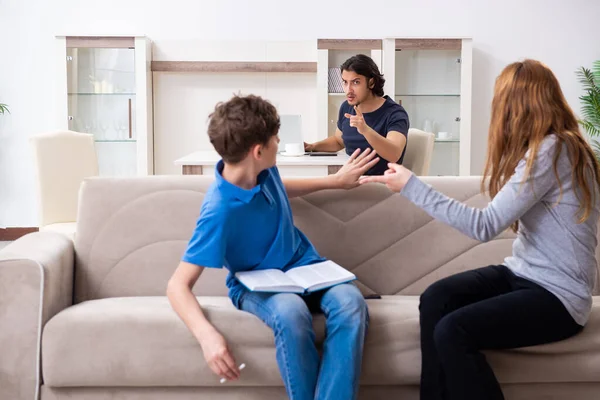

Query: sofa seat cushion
left=42, top=296, right=600, bottom=387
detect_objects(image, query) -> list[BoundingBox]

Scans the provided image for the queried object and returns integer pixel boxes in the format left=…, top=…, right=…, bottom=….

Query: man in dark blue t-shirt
left=305, top=54, right=410, bottom=175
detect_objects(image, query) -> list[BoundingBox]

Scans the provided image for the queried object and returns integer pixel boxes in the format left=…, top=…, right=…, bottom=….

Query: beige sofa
left=2, top=175, right=600, bottom=400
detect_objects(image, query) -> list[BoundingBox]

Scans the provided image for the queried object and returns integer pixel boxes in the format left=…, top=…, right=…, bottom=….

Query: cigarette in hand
left=220, top=363, right=246, bottom=384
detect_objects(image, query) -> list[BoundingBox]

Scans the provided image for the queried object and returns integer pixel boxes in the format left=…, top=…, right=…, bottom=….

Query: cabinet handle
left=128, top=98, right=132, bottom=139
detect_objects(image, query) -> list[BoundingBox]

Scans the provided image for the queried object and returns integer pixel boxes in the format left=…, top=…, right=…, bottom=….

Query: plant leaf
left=592, top=139, right=600, bottom=162
left=593, top=60, right=600, bottom=84
left=577, top=67, right=597, bottom=93
left=580, top=119, right=600, bottom=137
left=578, top=61, right=600, bottom=140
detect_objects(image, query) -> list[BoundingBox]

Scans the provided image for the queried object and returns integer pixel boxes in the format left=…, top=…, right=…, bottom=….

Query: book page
left=285, top=261, right=356, bottom=292
left=235, top=269, right=304, bottom=293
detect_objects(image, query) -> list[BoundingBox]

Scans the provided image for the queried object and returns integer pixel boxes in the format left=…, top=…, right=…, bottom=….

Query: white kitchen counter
left=175, top=150, right=350, bottom=177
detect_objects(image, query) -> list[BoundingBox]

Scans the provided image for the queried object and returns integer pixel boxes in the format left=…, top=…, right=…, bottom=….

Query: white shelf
left=95, top=139, right=137, bottom=143
left=395, top=94, right=460, bottom=97
left=68, top=93, right=136, bottom=96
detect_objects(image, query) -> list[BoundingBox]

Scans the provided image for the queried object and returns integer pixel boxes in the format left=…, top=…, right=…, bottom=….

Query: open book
left=234, top=260, right=356, bottom=294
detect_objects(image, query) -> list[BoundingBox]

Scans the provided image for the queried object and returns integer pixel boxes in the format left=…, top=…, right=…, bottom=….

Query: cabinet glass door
left=395, top=49, right=461, bottom=175
left=67, top=47, right=137, bottom=176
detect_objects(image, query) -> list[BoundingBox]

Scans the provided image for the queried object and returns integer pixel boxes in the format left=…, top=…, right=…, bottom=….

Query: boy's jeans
left=232, top=283, right=368, bottom=400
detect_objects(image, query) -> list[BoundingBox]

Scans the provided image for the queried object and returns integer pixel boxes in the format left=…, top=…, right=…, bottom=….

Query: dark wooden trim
left=183, top=165, right=203, bottom=175
left=0, top=227, right=39, bottom=241
left=395, top=39, right=461, bottom=50
left=151, top=61, right=317, bottom=73
left=318, top=39, right=382, bottom=50
left=66, top=36, right=135, bottom=48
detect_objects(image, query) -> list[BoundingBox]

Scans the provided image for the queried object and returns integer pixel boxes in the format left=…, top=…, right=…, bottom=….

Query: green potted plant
left=0, top=103, right=8, bottom=115
left=576, top=60, right=600, bottom=159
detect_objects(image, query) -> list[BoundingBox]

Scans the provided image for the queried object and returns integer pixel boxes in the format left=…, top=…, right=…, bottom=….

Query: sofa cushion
left=74, top=176, right=600, bottom=303
left=42, top=296, right=600, bottom=387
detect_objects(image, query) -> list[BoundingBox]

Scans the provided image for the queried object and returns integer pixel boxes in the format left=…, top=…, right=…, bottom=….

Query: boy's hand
left=359, top=163, right=413, bottom=192
left=198, top=328, right=240, bottom=381
left=334, top=148, right=379, bottom=189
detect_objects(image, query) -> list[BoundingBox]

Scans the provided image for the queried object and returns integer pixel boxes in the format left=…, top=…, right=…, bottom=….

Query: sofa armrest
left=0, top=232, right=74, bottom=400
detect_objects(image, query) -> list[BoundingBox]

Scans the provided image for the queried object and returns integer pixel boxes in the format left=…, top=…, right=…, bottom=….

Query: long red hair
left=483, top=59, right=600, bottom=231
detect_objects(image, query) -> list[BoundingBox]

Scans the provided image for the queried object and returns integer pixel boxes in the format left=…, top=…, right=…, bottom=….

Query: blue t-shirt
left=338, top=95, right=410, bottom=175
left=182, top=160, right=325, bottom=299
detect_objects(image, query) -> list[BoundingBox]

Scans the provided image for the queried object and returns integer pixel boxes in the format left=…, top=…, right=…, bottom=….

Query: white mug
left=285, top=143, right=304, bottom=155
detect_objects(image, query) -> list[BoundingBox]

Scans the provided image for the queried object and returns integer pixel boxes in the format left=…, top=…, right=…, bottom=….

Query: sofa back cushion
left=74, top=175, right=599, bottom=302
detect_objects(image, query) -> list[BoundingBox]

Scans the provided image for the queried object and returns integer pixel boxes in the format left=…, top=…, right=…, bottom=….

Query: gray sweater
left=401, top=135, right=598, bottom=325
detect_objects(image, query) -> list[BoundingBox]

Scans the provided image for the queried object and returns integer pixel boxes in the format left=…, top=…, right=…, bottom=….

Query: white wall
left=152, top=40, right=319, bottom=174
left=1, top=0, right=600, bottom=226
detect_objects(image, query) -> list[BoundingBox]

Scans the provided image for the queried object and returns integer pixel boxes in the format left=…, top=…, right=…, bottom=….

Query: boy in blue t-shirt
left=167, top=94, right=379, bottom=400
